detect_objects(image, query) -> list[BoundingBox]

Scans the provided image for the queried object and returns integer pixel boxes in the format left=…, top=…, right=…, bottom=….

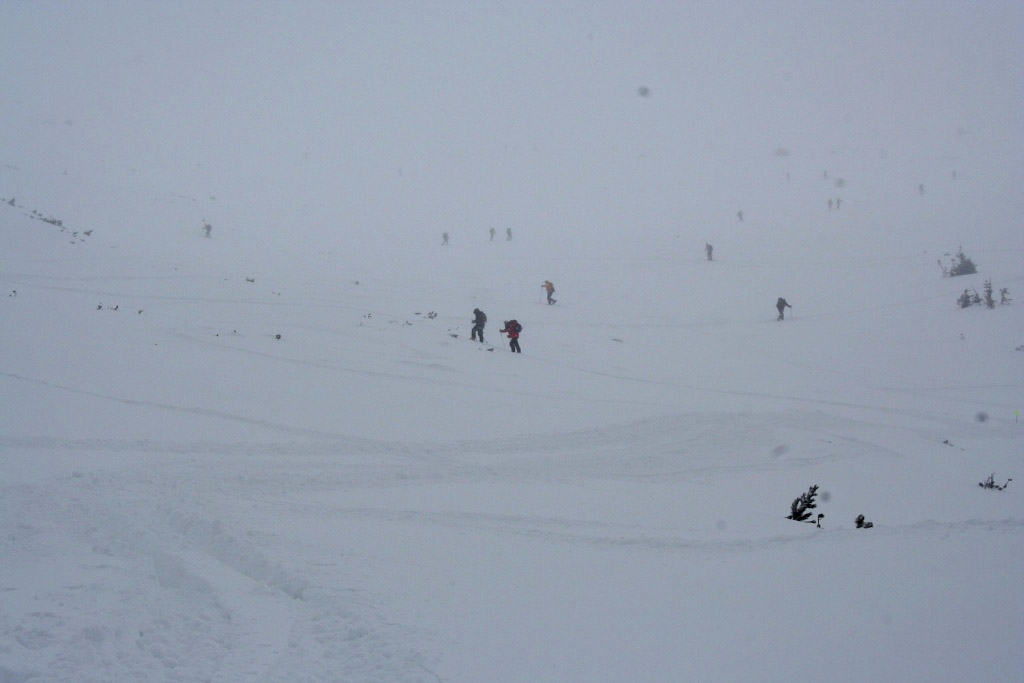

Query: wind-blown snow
left=1, top=2, right=1022, bottom=681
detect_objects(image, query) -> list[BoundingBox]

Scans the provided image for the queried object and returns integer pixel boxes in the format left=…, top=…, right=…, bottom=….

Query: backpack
left=510, top=320, right=522, bottom=333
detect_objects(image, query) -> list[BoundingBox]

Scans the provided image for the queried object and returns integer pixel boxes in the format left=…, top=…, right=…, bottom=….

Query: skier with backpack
left=776, top=297, right=792, bottom=321
left=500, top=320, right=522, bottom=353
left=542, top=280, right=556, bottom=305
left=471, top=308, right=487, bottom=343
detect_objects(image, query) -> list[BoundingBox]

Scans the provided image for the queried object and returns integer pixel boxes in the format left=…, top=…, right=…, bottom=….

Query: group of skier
left=468, top=280, right=555, bottom=353
left=447, top=227, right=513, bottom=244
left=471, top=308, right=522, bottom=353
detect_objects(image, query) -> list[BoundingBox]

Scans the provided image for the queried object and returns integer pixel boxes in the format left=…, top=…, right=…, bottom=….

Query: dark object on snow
left=787, top=484, right=819, bottom=522
left=500, top=320, right=522, bottom=353
left=776, top=297, right=792, bottom=320
left=471, top=308, right=487, bottom=342
left=945, top=247, right=977, bottom=277
left=979, top=474, right=1011, bottom=490
left=855, top=514, right=873, bottom=529
left=275, top=334, right=281, bottom=340
left=705, top=243, right=713, bottom=261
left=203, top=222, right=212, bottom=238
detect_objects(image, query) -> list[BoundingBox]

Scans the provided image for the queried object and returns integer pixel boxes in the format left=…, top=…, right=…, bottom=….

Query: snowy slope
left=2, top=168, right=1022, bottom=681
left=2, top=2, right=1023, bottom=681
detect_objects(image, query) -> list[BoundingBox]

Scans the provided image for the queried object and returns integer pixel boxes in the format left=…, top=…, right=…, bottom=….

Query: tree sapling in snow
left=787, top=484, right=822, bottom=524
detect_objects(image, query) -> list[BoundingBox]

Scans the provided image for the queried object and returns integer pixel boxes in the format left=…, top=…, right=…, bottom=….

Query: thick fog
left=3, top=1, right=1021, bottom=265
left=3, top=4, right=1023, bottom=680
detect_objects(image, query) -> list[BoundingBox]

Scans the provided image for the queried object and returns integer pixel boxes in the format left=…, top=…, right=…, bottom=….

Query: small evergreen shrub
left=958, top=284, right=1011, bottom=309
left=979, top=474, right=1011, bottom=490
left=984, top=280, right=995, bottom=309
left=787, top=484, right=822, bottom=524
left=945, top=247, right=977, bottom=277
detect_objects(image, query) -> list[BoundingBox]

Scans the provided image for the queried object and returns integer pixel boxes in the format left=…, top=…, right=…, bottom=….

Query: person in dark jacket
left=471, top=308, right=487, bottom=342
left=500, top=320, right=522, bottom=353
left=776, top=297, right=792, bottom=320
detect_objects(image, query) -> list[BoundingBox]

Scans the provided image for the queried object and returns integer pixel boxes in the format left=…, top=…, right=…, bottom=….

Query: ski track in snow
left=3, top=409, right=1021, bottom=680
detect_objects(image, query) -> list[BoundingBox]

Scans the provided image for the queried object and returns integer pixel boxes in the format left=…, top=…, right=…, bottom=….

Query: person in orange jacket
left=541, top=280, right=556, bottom=305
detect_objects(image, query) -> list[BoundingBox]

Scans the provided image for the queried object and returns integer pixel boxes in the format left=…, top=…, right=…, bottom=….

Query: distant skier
left=471, top=308, right=487, bottom=343
left=835, top=197, right=841, bottom=210
left=442, top=232, right=449, bottom=246
left=505, top=227, right=513, bottom=241
left=828, top=198, right=834, bottom=211
left=705, top=243, right=713, bottom=261
left=203, top=222, right=212, bottom=238
left=542, top=280, right=556, bottom=305
left=500, top=319, right=522, bottom=353
left=776, top=297, right=792, bottom=321
left=919, top=183, right=925, bottom=195
left=737, top=209, right=744, bottom=222
left=489, top=227, right=495, bottom=241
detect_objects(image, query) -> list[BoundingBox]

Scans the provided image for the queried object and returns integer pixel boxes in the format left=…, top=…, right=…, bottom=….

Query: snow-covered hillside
left=2, top=2, right=1022, bottom=681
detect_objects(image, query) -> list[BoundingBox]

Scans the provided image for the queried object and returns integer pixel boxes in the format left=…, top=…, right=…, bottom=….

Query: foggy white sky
left=2, top=1, right=1021, bottom=253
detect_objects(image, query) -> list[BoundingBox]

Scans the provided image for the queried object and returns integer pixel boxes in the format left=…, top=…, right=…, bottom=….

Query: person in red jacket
left=499, top=320, right=522, bottom=353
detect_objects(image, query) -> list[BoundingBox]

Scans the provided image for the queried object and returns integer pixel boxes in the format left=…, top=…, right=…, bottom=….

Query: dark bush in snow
left=942, top=247, right=977, bottom=277
left=979, top=474, right=1011, bottom=491
left=855, top=514, right=873, bottom=529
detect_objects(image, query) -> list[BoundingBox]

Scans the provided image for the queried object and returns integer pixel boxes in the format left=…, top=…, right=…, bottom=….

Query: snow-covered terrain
left=2, top=2, right=1022, bottom=681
